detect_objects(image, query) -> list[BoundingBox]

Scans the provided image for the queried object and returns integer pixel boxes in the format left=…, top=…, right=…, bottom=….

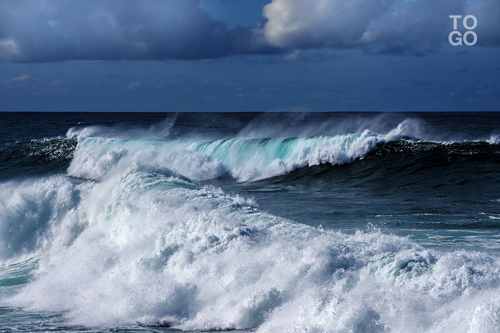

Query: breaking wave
left=1, top=117, right=500, bottom=332
left=64, top=119, right=500, bottom=182
left=1, top=165, right=500, bottom=332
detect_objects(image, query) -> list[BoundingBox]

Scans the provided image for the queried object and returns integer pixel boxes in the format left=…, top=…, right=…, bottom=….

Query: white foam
left=0, top=176, right=87, bottom=263
left=67, top=122, right=412, bottom=182
left=487, top=134, right=500, bottom=145
left=3, top=118, right=500, bottom=331
left=3, top=167, right=500, bottom=332
left=67, top=137, right=226, bottom=181
left=67, top=118, right=499, bottom=183
left=190, top=129, right=388, bottom=181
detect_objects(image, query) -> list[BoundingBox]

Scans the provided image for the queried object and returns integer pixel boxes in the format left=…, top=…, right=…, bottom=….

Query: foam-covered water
left=0, top=112, right=500, bottom=332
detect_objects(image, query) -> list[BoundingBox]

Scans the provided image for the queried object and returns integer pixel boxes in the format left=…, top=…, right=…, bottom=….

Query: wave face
left=66, top=131, right=390, bottom=182
left=1, top=112, right=500, bottom=332
left=188, top=131, right=386, bottom=181
left=0, top=138, right=76, bottom=179
left=66, top=122, right=500, bottom=184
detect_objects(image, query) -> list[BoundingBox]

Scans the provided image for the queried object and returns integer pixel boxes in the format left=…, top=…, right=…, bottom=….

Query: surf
left=65, top=118, right=500, bottom=183
left=1, top=113, right=500, bottom=332
left=2, top=163, right=500, bottom=332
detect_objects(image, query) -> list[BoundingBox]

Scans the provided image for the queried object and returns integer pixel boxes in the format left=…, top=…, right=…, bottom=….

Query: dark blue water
left=1, top=112, right=500, bottom=332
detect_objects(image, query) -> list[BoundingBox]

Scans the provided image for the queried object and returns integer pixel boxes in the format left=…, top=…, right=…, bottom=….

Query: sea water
left=0, top=112, right=499, bottom=332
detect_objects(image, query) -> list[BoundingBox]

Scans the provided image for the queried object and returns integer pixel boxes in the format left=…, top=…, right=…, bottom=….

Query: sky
left=0, top=0, right=499, bottom=112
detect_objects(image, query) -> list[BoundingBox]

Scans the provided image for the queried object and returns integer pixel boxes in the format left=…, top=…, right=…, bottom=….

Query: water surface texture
left=1, top=112, right=500, bottom=332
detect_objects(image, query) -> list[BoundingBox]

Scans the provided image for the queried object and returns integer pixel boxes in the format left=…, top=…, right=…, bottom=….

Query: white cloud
left=0, top=39, right=20, bottom=60
left=127, top=81, right=141, bottom=90
left=0, top=74, right=37, bottom=88
left=262, top=0, right=389, bottom=48
left=261, top=0, right=499, bottom=54
left=12, top=74, right=31, bottom=81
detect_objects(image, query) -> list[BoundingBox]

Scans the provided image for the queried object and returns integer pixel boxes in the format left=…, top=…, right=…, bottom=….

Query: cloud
left=127, top=81, right=142, bottom=90
left=261, top=0, right=500, bottom=55
left=12, top=74, right=32, bottom=81
left=0, top=0, right=275, bottom=62
left=0, top=39, right=20, bottom=58
left=0, top=74, right=37, bottom=88
left=465, top=1, right=500, bottom=46
left=0, top=0, right=498, bottom=62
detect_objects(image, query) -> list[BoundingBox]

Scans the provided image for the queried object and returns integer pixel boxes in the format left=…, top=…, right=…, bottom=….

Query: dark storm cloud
left=0, top=0, right=277, bottom=62
left=0, top=0, right=498, bottom=62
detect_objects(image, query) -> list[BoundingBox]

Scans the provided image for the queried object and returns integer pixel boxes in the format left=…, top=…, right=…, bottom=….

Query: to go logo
left=449, top=15, right=478, bottom=46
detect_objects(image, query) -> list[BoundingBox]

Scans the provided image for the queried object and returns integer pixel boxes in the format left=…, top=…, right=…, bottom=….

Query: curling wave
left=65, top=119, right=415, bottom=182
left=65, top=122, right=500, bottom=183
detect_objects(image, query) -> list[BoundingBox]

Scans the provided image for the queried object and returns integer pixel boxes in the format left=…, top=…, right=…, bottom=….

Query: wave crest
left=67, top=127, right=402, bottom=182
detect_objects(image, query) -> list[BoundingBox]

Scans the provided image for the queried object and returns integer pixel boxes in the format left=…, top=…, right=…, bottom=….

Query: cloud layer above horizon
left=0, top=0, right=499, bottom=62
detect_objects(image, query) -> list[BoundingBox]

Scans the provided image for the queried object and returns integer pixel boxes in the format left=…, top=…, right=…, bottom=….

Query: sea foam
left=2, top=164, right=500, bottom=332
left=66, top=121, right=414, bottom=182
left=1, top=119, right=500, bottom=332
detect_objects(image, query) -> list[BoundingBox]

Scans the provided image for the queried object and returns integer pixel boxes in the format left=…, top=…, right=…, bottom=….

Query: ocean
left=0, top=112, right=499, bottom=332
